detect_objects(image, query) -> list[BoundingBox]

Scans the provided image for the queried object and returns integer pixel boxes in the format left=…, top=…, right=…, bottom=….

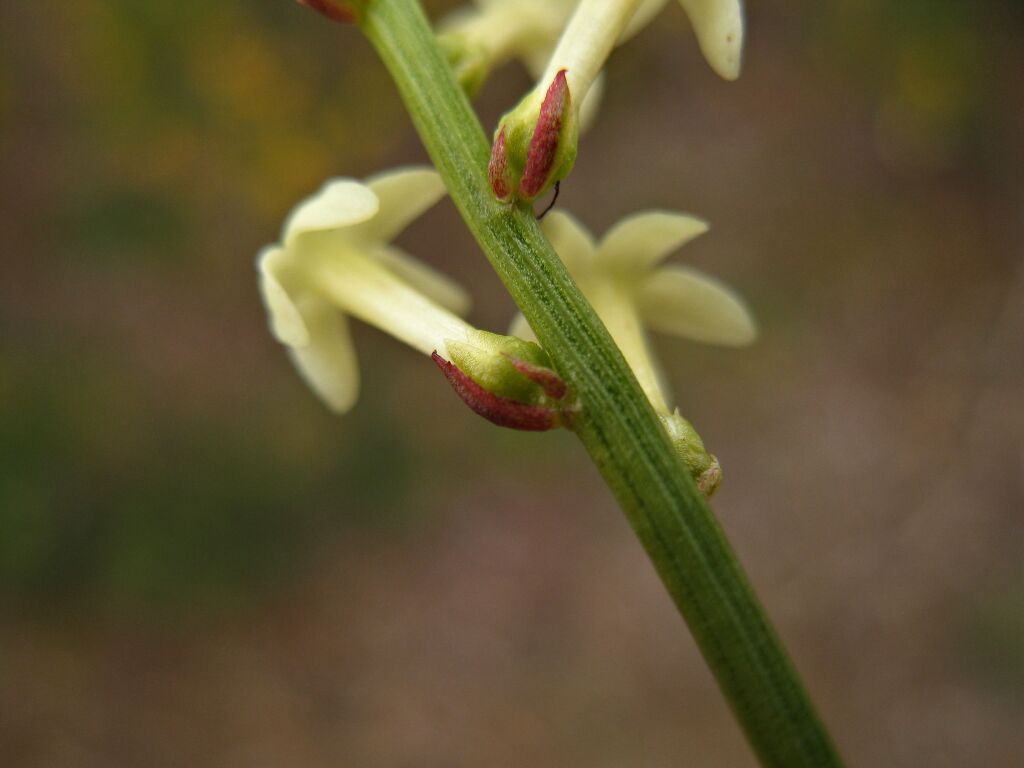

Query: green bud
left=445, top=330, right=558, bottom=405
left=661, top=410, right=723, bottom=497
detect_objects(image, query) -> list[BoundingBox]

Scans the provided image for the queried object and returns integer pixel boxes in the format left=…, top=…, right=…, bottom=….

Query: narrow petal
left=287, top=296, right=361, bottom=414
left=373, top=245, right=472, bottom=316
left=540, top=210, right=596, bottom=276
left=596, top=211, right=708, bottom=273
left=357, top=167, right=447, bottom=243
left=677, top=0, right=744, bottom=80
left=283, top=179, right=379, bottom=247
left=257, top=247, right=309, bottom=346
left=638, top=265, right=757, bottom=346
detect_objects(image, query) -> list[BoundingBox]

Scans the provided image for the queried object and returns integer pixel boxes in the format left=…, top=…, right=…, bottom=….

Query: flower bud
left=433, top=330, right=569, bottom=431
left=661, top=410, right=722, bottom=497
left=488, top=70, right=578, bottom=204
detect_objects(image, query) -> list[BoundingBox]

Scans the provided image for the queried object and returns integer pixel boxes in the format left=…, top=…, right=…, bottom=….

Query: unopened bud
left=432, top=330, right=570, bottom=431
left=661, top=410, right=723, bottom=497
left=433, top=353, right=562, bottom=431
left=296, top=0, right=361, bottom=24
left=488, top=70, right=578, bottom=204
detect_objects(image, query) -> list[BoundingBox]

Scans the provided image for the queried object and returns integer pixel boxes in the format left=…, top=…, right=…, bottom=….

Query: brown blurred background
left=2, top=1, right=1022, bottom=765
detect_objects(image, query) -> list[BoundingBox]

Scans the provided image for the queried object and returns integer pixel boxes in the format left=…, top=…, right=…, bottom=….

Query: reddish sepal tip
left=519, top=69, right=570, bottom=200
left=488, top=127, right=512, bottom=201
left=432, top=352, right=560, bottom=432
left=504, top=355, right=567, bottom=400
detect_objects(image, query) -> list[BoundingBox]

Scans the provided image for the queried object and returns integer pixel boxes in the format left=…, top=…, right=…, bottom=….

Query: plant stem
left=360, top=1, right=843, bottom=765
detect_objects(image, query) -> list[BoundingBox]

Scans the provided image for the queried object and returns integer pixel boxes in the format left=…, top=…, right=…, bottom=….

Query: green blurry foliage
left=0, top=342, right=417, bottom=611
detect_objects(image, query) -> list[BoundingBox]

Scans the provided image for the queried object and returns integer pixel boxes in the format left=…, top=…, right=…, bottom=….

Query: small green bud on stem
left=661, top=410, right=722, bottom=497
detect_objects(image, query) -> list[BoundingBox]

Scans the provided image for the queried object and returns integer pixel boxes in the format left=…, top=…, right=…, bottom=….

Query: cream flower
left=257, top=167, right=474, bottom=413
left=512, top=209, right=755, bottom=493
left=487, top=0, right=745, bottom=202
left=438, top=0, right=653, bottom=129
left=515, top=209, right=755, bottom=407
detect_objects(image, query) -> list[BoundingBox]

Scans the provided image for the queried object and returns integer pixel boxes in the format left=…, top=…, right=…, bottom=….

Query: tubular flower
left=257, top=167, right=570, bottom=429
left=257, top=167, right=473, bottom=413
left=487, top=0, right=745, bottom=202
left=438, top=0, right=662, bottom=127
left=511, top=209, right=756, bottom=493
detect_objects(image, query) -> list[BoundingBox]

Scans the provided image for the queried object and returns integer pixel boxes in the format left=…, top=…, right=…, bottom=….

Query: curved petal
left=373, top=245, right=472, bottom=316
left=596, top=211, right=708, bottom=273
left=283, top=179, right=379, bottom=247
left=638, top=265, right=757, bottom=346
left=508, top=312, right=538, bottom=342
left=257, top=247, right=309, bottom=347
left=287, top=295, right=361, bottom=414
left=677, top=0, right=744, bottom=81
left=355, top=167, right=447, bottom=244
left=540, top=210, right=596, bottom=277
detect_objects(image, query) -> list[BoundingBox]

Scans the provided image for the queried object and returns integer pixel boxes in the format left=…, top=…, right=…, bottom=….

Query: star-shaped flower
left=258, top=166, right=572, bottom=430
left=257, top=167, right=473, bottom=413
left=512, top=209, right=755, bottom=493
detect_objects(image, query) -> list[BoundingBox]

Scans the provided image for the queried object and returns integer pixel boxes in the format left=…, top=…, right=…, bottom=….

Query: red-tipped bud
left=488, top=127, right=513, bottom=202
left=297, top=0, right=358, bottom=23
left=433, top=352, right=561, bottom=432
left=504, top=354, right=567, bottom=400
left=519, top=70, right=572, bottom=200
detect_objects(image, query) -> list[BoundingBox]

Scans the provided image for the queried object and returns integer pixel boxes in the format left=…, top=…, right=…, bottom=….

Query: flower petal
left=257, top=247, right=309, bottom=346
left=283, top=179, right=379, bottom=247
left=638, top=265, right=757, bottom=346
left=287, top=296, right=361, bottom=414
left=355, top=167, right=447, bottom=243
left=677, top=0, right=744, bottom=81
left=540, top=210, right=596, bottom=277
left=373, top=245, right=472, bottom=316
left=596, top=211, right=708, bottom=273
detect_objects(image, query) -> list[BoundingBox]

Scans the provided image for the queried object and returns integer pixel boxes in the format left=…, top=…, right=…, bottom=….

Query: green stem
left=360, top=2, right=843, bottom=765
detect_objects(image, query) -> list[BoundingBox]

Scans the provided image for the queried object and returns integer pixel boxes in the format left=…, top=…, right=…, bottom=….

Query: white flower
left=535, top=0, right=743, bottom=92
left=512, top=209, right=756, bottom=414
left=487, top=0, right=745, bottom=202
left=257, top=167, right=474, bottom=413
left=512, top=207, right=754, bottom=494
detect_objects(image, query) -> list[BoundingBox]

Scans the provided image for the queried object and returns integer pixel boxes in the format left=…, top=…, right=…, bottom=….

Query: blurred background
left=2, top=0, right=1022, bottom=765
